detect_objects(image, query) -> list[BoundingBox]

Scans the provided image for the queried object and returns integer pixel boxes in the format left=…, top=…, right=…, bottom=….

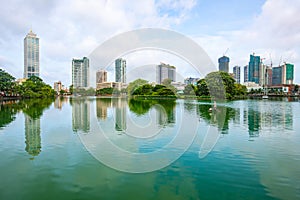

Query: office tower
left=266, top=66, right=273, bottom=86
left=115, top=58, right=126, bottom=83
left=218, top=56, right=230, bottom=72
left=248, top=54, right=260, bottom=84
left=24, top=30, right=40, bottom=78
left=233, top=66, right=241, bottom=83
left=72, top=57, right=89, bottom=88
left=156, top=63, right=176, bottom=84
left=272, top=63, right=294, bottom=85
left=259, top=64, right=266, bottom=86
left=282, top=63, right=294, bottom=84
left=244, top=65, right=248, bottom=82
left=96, top=70, right=107, bottom=84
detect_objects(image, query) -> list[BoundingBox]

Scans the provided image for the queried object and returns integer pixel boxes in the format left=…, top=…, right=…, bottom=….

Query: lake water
left=0, top=97, right=299, bottom=200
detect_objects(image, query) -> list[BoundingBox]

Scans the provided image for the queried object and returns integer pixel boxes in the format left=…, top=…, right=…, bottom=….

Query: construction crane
left=278, top=55, right=282, bottom=67
left=223, top=48, right=229, bottom=57
left=269, top=53, right=273, bottom=67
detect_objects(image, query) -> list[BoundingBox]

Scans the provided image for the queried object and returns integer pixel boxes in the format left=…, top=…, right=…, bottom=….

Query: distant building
left=72, top=57, right=89, bottom=88
left=96, top=82, right=123, bottom=90
left=218, top=56, right=230, bottom=72
left=184, top=77, right=200, bottom=85
left=24, top=30, right=40, bottom=78
left=233, top=66, right=241, bottom=83
left=156, top=63, right=176, bottom=84
left=266, top=66, right=273, bottom=86
left=96, top=70, right=107, bottom=84
left=115, top=58, right=126, bottom=83
left=54, top=81, right=62, bottom=94
left=248, top=54, right=260, bottom=84
left=272, top=63, right=294, bottom=85
left=244, top=65, right=248, bottom=83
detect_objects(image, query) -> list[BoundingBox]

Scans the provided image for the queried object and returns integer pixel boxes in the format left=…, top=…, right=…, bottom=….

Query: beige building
left=96, top=70, right=107, bottom=84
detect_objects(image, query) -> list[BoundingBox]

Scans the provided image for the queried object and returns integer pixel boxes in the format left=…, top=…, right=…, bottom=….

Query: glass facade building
left=218, top=56, right=230, bottom=72
left=24, top=30, right=39, bottom=78
left=233, top=66, right=241, bottom=83
left=115, top=58, right=126, bottom=83
left=248, top=54, right=260, bottom=84
left=72, top=57, right=89, bottom=88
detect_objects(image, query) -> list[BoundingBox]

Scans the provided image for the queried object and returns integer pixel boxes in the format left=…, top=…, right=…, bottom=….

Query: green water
left=0, top=97, right=299, bottom=200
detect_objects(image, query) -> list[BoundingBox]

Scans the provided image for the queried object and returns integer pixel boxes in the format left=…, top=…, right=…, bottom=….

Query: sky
left=0, top=0, right=300, bottom=87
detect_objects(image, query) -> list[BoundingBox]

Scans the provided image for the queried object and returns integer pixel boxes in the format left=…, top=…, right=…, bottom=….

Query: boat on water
left=262, top=95, right=269, bottom=99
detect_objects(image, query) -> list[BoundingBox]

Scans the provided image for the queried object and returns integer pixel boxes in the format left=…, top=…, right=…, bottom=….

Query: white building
left=72, top=57, right=89, bottom=88
left=24, top=30, right=39, bottom=78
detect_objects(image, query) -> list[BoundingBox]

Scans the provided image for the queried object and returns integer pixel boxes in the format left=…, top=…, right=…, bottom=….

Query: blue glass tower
left=248, top=54, right=260, bottom=84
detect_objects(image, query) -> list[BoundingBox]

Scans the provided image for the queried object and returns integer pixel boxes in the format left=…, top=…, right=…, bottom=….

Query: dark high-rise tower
left=218, top=56, right=230, bottom=72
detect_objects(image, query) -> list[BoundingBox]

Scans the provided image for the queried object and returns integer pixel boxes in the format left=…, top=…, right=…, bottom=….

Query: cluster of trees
left=0, top=69, right=55, bottom=98
left=132, top=84, right=175, bottom=96
left=186, top=71, right=247, bottom=100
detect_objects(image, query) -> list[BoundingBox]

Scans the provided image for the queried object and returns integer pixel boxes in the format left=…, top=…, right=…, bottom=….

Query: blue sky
left=0, top=0, right=299, bottom=86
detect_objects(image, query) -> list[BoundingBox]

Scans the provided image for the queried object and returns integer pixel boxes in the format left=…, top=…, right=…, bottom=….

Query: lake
left=0, top=97, right=299, bottom=200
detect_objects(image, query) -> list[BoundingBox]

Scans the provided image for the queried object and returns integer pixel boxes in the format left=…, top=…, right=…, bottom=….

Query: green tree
left=234, top=83, right=247, bottom=96
left=196, top=79, right=209, bottom=96
left=183, top=84, right=196, bottom=95
left=0, top=68, right=16, bottom=95
left=127, top=79, right=148, bottom=96
left=96, top=87, right=114, bottom=95
left=205, top=71, right=235, bottom=100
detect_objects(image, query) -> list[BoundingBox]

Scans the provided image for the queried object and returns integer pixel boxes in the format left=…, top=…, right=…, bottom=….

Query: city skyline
left=0, top=1, right=299, bottom=86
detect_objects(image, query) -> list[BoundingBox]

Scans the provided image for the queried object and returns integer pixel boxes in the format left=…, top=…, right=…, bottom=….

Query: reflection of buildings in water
left=114, top=98, right=127, bottom=132
left=24, top=115, right=41, bottom=157
left=156, top=104, right=176, bottom=126
left=72, top=100, right=90, bottom=133
left=96, top=99, right=112, bottom=120
left=240, top=102, right=293, bottom=137
left=54, top=97, right=69, bottom=110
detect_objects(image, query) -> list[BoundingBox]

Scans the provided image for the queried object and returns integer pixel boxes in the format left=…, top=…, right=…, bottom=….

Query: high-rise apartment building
left=218, top=56, right=230, bottom=73
left=156, top=63, right=176, bottom=84
left=244, top=65, right=248, bottom=83
left=72, top=57, right=89, bottom=88
left=272, top=63, right=294, bottom=85
left=248, top=54, right=260, bottom=84
left=115, top=58, right=126, bottom=83
left=96, top=70, right=107, bottom=84
left=233, top=66, right=241, bottom=83
left=24, top=30, right=40, bottom=78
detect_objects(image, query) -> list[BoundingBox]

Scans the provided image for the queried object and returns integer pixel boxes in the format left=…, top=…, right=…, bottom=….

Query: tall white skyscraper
left=233, top=66, right=241, bottom=84
left=115, top=58, right=126, bottom=83
left=24, top=30, right=40, bottom=78
left=72, top=57, right=89, bottom=88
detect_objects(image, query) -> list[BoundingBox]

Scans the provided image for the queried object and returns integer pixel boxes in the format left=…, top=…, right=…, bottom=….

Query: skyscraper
left=248, top=54, right=260, bottom=84
left=156, top=63, right=176, bottom=84
left=96, top=70, right=107, bottom=84
left=72, top=57, right=89, bottom=88
left=115, top=58, right=126, bottom=83
left=218, top=56, right=230, bottom=72
left=244, top=65, right=248, bottom=82
left=233, top=66, right=241, bottom=83
left=271, top=63, right=294, bottom=85
left=24, top=30, right=40, bottom=78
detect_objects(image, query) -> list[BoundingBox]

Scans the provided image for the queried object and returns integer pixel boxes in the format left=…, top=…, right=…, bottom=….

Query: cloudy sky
left=0, top=0, right=299, bottom=86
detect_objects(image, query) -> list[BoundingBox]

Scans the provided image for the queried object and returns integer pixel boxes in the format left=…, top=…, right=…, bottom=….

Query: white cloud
left=0, top=0, right=197, bottom=86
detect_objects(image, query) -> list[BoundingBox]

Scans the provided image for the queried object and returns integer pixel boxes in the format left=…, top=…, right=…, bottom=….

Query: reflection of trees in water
left=0, top=101, right=22, bottom=129
left=197, top=103, right=236, bottom=133
left=128, top=99, right=176, bottom=126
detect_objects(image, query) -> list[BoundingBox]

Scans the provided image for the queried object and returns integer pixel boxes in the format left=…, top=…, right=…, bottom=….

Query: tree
left=127, top=79, right=148, bottom=96
left=205, top=71, right=235, bottom=100
left=234, top=83, right=247, bottom=96
left=0, top=68, right=16, bottom=95
left=196, top=79, right=209, bottom=96
left=183, top=84, right=196, bottom=95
